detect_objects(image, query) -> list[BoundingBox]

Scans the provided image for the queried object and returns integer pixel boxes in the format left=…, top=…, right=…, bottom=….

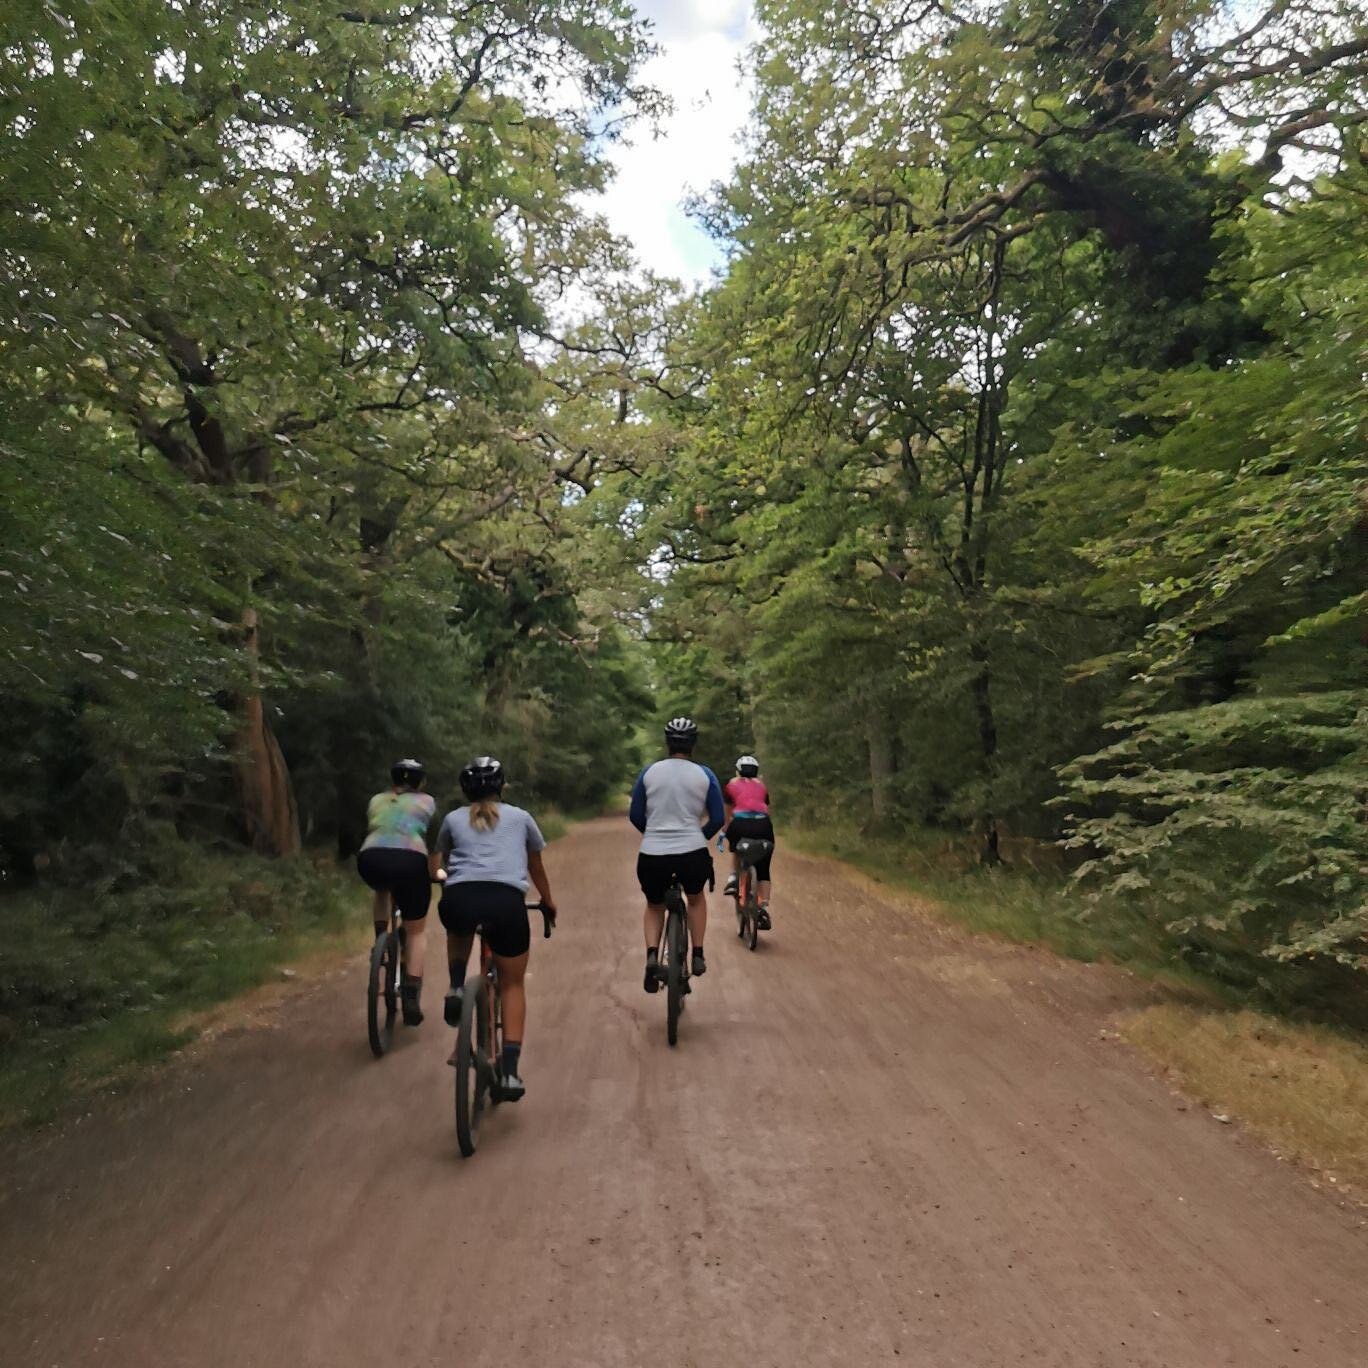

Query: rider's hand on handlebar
left=540, top=895, right=558, bottom=923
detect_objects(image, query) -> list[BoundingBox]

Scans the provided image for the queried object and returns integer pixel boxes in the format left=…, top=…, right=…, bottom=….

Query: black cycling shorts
left=438, top=881, right=531, bottom=959
left=636, top=847, right=714, bottom=905
left=727, top=815, right=775, bottom=882
left=356, top=847, right=431, bottom=921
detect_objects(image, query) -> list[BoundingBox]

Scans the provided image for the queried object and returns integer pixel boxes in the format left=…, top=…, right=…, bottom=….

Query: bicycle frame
left=730, top=838, right=771, bottom=952
left=366, top=900, right=407, bottom=1058
left=664, top=880, right=687, bottom=1047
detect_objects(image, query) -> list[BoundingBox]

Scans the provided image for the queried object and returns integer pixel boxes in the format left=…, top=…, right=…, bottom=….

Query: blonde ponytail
left=469, top=797, right=501, bottom=832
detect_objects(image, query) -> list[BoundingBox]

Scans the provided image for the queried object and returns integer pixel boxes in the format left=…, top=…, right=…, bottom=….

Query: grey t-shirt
left=435, top=803, right=546, bottom=891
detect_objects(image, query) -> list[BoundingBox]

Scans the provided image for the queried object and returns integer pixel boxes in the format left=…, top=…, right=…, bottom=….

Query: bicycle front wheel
left=454, top=976, right=489, bottom=1156
left=666, top=908, right=686, bottom=1047
left=367, top=931, right=399, bottom=1058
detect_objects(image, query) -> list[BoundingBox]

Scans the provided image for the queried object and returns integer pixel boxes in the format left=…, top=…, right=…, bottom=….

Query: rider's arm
left=430, top=817, right=450, bottom=882
left=528, top=849, right=557, bottom=914
left=701, top=767, right=726, bottom=840
left=628, top=767, right=649, bottom=833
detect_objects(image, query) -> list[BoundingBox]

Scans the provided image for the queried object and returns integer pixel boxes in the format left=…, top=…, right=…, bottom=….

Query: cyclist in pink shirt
left=722, top=755, right=776, bottom=929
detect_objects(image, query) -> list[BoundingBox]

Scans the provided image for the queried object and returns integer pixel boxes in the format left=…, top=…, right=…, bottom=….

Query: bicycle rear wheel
left=454, top=975, right=490, bottom=1156
left=485, top=970, right=505, bottom=1109
left=745, top=891, right=759, bottom=951
left=367, top=931, right=399, bottom=1058
left=665, top=905, right=686, bottom=1046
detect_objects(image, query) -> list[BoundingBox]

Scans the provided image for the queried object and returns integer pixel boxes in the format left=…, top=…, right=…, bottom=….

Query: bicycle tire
left=454, top=975, right=488, bottom=1157
left=666, top=904, right=685, bottom=1047
left=485, top=969, right=504, bottom=1108
left=746, top=891, right=759, bottom=952
left=367, top=931, right=398, bottom=1058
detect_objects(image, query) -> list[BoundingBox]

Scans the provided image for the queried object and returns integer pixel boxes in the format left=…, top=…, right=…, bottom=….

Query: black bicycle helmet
left=459, top=755, right=505, bottom=801
left=735, top=754, right=760, bottom=777
left=390, top=757, right=425, bottom=787
left=664, top=716, right=699, bottom=750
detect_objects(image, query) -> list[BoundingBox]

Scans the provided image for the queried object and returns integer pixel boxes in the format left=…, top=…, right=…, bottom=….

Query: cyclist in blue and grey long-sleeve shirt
left=629, top=716, right=725, bottom=993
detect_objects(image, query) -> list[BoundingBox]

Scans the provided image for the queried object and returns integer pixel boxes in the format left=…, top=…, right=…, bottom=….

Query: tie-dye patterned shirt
left=361, top=790, right=436, bottom=855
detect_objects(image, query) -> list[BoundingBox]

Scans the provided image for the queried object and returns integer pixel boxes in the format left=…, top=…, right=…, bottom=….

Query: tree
left=1, top=0, right=656, bottom=851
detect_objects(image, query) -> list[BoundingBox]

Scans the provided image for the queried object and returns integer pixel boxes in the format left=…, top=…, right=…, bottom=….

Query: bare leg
left=495, top=951, right=529, bottom=1043
left=446, top=932, right=475, bottom=988
left=685, top=889, right=707, bottom=950
left=444, top=932, right=476, bottom=1063
left=402, top=919, right=427, bottom=977
left=644, top=902, right=665, bottom=951
left=758, top=880, right=772, bottom=905
left=371, top=889, right=390, bottom=933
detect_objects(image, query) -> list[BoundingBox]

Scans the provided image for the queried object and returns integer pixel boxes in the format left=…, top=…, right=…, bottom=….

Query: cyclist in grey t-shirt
left=433, top=757, right=558, bottom=1101
left=436, top=803, right=546, bottom=888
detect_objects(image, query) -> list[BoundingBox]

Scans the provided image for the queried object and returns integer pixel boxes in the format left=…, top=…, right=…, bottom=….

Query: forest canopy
left=1, top=0, right=1365, bottom=1037
left=633, top=0, right=1367, bottom=993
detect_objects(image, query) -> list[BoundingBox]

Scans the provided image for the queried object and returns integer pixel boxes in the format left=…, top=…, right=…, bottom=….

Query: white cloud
left=594, top=2, right=758, bottom=285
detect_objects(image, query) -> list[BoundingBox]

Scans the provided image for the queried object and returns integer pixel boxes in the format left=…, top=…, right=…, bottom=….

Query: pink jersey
left=725, top=776, right=769, bottom=814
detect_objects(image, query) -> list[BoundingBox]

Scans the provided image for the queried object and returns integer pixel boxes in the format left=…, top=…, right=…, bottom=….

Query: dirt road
left=2, top=818, right=1365, bottom=1367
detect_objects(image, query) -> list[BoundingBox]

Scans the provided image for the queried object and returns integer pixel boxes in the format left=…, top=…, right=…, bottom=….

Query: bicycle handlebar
left=527, top=901, right=555, bottom=939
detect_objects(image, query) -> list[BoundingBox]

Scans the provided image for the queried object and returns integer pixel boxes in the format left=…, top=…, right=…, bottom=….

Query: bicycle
left=453, top=902, right=554, bottom=1158
left=658, top=877, right=691, bottom=1047
left=731, top=837, right=773, bottom=953
left=367, top=897, right=407, bottom=1058
left=655, top=866, right=715, bottom=1046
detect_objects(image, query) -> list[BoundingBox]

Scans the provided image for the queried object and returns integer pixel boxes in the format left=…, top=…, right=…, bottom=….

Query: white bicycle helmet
left=664, top=716, right=699, bottom=749
left=735, top=755, right=760, bottom=777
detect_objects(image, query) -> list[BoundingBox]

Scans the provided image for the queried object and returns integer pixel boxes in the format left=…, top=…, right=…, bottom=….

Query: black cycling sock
left=401, top=973, right=421, bottom=991
left=692, top=946, right=705, bottom=964
left=374, top=920, right=387, bottom=939
left=501, top=1041, right=522, bottom=1076
left=448, top=959, right=467, bottom=991
left=645, top=946, right=659, bottom=964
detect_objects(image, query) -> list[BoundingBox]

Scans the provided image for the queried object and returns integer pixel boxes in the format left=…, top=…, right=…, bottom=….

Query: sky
left=596, top=1, right=759, bottom=285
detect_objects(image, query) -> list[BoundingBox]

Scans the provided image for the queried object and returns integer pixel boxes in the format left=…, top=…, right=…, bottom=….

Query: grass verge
left=537, top=807, right=577, bottom=844
left=0, top=849, right=361, bottom=1130
left=1123, top=1005, right=1368, bottom=1197
left=789, top=823, right=1213, bottom=993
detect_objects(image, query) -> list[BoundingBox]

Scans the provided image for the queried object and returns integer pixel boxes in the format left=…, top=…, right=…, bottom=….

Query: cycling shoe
left=443, top=986, right=464, bottom=1027
left=400, top=982, right=424, bottom=1026
left=500, top=1071, right=526, bottom=1102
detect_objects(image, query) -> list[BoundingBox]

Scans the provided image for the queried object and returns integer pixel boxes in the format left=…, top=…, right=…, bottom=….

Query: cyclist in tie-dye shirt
left=357, top=758, right=437, bottom=1026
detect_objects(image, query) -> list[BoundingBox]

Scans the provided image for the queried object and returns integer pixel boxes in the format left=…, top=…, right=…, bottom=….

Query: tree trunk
left=968, top=640, right=1001, bottom=865
left=233, top=608, right=301, bottom=857
left=867, top=707, right=896, bottom=826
